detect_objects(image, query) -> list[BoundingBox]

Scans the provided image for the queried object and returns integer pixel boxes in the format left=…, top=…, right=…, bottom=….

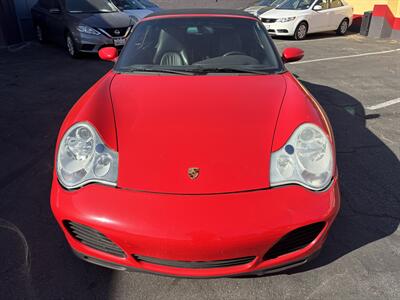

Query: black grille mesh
left=261, top=18, right=277, bottom=23
left=100, top=27, right=130, bottom=37
left=64, top=220, right=125, bottom=258
left=133, top=255, right=255, bottom=269
left=263, top=222, right=326, bottom=260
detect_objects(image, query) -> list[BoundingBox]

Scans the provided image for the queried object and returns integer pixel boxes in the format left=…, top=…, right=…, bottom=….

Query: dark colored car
left=31, top=0, right=136, bottom=57
left=136, top=0, right=161, bottom=11
left=111, top=0, right=155, bottom=20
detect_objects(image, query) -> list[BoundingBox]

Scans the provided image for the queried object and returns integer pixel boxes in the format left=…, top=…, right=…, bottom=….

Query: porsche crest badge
left=188, top=168, right=200, bottom=180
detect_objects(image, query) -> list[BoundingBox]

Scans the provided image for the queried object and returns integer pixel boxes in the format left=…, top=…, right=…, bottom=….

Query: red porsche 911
left=51, top=9, right=340, bottom=277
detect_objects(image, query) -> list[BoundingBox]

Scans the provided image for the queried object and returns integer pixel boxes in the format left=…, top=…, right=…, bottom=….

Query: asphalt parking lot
left=1, top=6, right=399, bottom=300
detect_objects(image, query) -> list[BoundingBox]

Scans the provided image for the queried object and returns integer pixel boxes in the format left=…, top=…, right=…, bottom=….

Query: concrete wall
left=346, top=0, right=400, bottom=16
left=346, top=0, right=388, bottom=15
left=347, top=0, right=400, bottom=39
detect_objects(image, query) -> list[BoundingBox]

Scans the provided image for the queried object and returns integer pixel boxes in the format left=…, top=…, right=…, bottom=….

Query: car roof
left=145, top=9, right=256, bottom=19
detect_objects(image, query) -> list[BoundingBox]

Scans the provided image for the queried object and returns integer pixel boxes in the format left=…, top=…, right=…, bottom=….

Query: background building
left=347, top=0, right=400, bottom=38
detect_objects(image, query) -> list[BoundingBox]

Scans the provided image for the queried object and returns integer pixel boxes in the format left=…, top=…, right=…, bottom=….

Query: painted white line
left=366, top=98, right=400, bottom=110
left=289, top=48, right=400, bottom=65
left=274, top=36, right=348, bottom=44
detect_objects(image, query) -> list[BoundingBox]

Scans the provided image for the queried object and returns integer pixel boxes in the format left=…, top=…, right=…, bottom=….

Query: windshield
left=271, top=0, right=287, bottom=6
left=257, top=0, right=276, bottom=5
left=66, top=0, right=119, bottom=13
left=137, top=0, right=157, bottom=8
left=112, top=0, right=144, bottom=10
left=115, top=17, right=282, bottom=75
left=276, top=0, right=314, bottom=10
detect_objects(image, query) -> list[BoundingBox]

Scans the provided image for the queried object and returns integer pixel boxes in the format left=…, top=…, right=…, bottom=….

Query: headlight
left=277, top=17, right=296, bottom=22
left=57, top=122, right=118, bottom=189
left=270, top=123, right=333, bottom=191
left=76, top=25, right=101, bottom=36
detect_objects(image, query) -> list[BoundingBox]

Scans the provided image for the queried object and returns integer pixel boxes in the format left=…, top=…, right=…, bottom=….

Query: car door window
left=330, top=0, right=343, bottom=8
left=315, top=0, right=329, bottom=10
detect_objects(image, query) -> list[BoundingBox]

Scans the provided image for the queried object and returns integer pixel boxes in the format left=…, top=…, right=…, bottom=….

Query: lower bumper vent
left=264, top=222, right=326, bottom=260
left=64, top=220, right=125, bottom=258
left=133, top=255, right=255, bottom=269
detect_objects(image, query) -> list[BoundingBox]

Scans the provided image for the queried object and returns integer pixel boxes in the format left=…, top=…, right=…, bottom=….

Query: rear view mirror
left=313, top=5, right=323, bottom=11
left=99, top=47, right=119, bottom=62
left=282, top=47, right=304, bottom=63
left=49, top=8, right=61, bottom=14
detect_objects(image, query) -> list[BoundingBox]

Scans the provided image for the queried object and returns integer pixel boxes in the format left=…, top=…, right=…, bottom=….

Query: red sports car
left=51, top=9, right=340, bottom=277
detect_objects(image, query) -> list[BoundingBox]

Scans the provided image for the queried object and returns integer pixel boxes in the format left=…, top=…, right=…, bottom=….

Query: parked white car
left=259, top=0, right=353, bottom=40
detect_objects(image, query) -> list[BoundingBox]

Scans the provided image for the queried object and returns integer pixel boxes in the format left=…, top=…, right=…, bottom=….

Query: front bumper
left=70, top=31, right=129, bottom=53
left=262, top=20, right=298, bottom=36
left=51, top=177, right=340, bottom=277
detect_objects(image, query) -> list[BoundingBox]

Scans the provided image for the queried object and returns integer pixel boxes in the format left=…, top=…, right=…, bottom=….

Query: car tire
left=66, top=33, right=81, bottom=58
left=35, top=24, right=47, bottom=43
left=294, top=22, right=308, bottom=40
left=336, top=19, right=349, bottom=35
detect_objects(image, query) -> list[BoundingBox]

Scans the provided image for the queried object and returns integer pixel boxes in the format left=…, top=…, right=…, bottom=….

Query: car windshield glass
left=112, top=0, right=144, bottom=10
left=257, top=0, right=276, bottom=5
left=271, top=0, right=287, bottom=6
left=66, top=0, right=119, bottom=13
left=276, top=0, right=314, bottom=10
left=115, top=17, right=282, bottom=75
left=137, top=0, right=157, bottom=8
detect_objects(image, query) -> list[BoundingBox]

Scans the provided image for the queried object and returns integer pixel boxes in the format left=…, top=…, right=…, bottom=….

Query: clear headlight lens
left=277, top=17, right=296, bottom=22
left=270, top=123, right=333, bottom=191
left=76, top=25, right=101, bottom=36
left=57, top=122, right=118, bottom=189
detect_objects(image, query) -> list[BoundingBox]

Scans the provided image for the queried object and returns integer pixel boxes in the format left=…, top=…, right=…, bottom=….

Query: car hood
left=245, top=6, right=273, bottom=15
left=110, top=74, right=287, bottom=194
left=260, top=8, right=305, bottom=18
left=70, top=12, right=133, bottom=28
left=245, top=6, right=269, bottom=11
left=123, top=9, right=153, bottom=19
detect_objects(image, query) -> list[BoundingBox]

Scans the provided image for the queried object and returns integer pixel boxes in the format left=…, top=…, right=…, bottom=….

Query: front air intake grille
left=261, top=18, right=277, bottom=23
left=133, top=255, right=255, bottom=269
left=99, top=27, right=130, bottom=37
left=64, top=220, right=125, bottom=258
left=263, top=222, right=326, bottom=260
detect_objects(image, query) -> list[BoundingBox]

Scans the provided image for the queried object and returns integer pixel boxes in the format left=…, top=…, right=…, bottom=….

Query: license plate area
left=114, top=38, right=126, bottom=46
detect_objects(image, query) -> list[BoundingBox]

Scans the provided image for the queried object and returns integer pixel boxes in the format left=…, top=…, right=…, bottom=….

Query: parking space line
left=274, top=36, right=348, bottom=45
left=289, top=49, right=400, bottom=65
left=366, top=98, right=400, bottom=110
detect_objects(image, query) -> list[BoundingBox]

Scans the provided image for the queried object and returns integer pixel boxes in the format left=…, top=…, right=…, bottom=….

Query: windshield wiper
left=120, top=67, right=199, bottom=75
left=192, top=67, right=271, bottom=75
left=69, top=10, right=116, bottom=13
left=118, top=66, right=273, bottom=75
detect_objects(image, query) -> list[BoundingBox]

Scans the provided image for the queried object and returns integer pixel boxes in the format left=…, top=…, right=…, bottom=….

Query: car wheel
left=66, top=33, right=81, bottom=58
left=35, top=24, right=46, bottom=43
left=336, top=19, right=349, bottom=35
left=294, top=22, right=308, bottom=40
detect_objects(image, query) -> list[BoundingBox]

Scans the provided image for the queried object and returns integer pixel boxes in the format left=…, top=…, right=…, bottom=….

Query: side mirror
left=313, top=5, right=323, bottom=11
left=282, top=47, right=304, bottom=63
left=49, top=8, right=61, bottom=14
left=99, top=47, right=119, bottom=62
